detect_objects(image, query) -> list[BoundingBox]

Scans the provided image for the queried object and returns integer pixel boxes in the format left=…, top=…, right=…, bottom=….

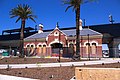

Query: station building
left=24, top=21, right=103, bottom=58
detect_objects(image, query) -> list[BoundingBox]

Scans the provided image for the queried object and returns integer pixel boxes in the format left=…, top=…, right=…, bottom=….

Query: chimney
left=79, top=19, right=82, bottom=30
left=38, top=24, right=43, bottom=33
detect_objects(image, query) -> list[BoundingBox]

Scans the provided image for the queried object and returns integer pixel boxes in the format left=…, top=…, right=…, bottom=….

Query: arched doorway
left=51, top=43, right=63, bottom=57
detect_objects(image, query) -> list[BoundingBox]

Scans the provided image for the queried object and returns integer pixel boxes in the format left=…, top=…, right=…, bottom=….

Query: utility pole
left=87, top=34, right=90, bottom=60
left=56, top=22, right=61, bottom=62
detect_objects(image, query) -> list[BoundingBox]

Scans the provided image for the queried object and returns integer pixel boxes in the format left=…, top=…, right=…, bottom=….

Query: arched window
left=54, top=31, right=59, bottom=36
left=38, top=45, right=42, bottom=47
left=31, top=45, right=34, bottom=48
left=26, top=44, right=30, bottom=48
left=37, top=43, right=42, bottom=48
left=43, top=45, right=46, bottom=53
left=38, top=45, right=42, bottom=54
left=30, top=44, right=35, bottom=48
left=91, top=43, right=96, bottom=54
left=86, top=43, right=90, bottom=54
left=43, top=45, right=46, bottom=47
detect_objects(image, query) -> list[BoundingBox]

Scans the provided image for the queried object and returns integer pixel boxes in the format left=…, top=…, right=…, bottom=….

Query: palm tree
left=63, top=0, right=95, bottom=59
left=10, top=4, right=36, bottom=57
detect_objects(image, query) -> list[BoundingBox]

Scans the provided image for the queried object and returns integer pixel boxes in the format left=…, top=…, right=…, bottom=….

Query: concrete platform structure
left=75, top=67, right=120, bottom=80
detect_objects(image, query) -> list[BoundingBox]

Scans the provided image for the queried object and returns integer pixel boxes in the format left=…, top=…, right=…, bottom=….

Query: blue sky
left=0, top=0, right=120, bottom=34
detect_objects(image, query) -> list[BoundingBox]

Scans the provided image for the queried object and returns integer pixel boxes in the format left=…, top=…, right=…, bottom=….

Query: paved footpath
left=0, top=58, right=120, bottom=69
left=0, top=74, right=38, bottom=80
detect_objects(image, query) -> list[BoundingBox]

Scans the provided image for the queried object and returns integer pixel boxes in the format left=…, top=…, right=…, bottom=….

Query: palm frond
left=10, top=15, right=17, bottom=18
left=63, top=0, right=81, bottom=12
left=65, top=5, right=73, bottom=12
left=29, top=17, right=36, bottom=23
left=15, top=17, right=21, bottom=23
left=62, top=0, right=71, bottom=5
left=10, top=4, right=36, bottom=23
left=82, top=0, right=97, bottom=4
left=28, top=15, right=37, bottom=18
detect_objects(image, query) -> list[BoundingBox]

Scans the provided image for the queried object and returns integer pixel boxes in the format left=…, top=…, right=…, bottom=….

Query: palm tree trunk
left=19, top=19, right=25, bottom=57
left=75, top=6, right=80, bottom=57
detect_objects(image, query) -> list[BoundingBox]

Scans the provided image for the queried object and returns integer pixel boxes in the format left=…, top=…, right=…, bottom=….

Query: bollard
left=6, top=64, right=10, bottom=71
left=84, top=63, right=86, bottom=66
left=102, top=63, right=104, bottom=65
left=36, top=62, right=41, bottom=69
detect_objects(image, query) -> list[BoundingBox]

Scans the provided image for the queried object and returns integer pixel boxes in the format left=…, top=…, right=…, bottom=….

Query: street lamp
left=87, top=34, right=90, bottom=60
left=35, top=39, right=37, bottom=55
left=81, top=36, right=83, bottom=58
left=57, top=22, right=61, bottom=62
left=59, top=31, right=61, bottom=62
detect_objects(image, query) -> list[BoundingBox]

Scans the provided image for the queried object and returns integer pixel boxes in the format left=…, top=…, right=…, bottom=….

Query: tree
left=63, top=0, right=95, bottom=59
left=10, top=4, right=36, bottom=57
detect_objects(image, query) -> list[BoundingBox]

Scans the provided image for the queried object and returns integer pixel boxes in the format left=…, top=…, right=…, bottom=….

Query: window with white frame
left=54, top=31, right=59, bottom=36
left=30, top=44, right=35, bottom=48
left=26, top=44, right=30, bottom=48
left=91, top=43, right=96, bottom=54
left=37, top=43, right=42, bottom=48
left=86, top=43, right=90, bottom=54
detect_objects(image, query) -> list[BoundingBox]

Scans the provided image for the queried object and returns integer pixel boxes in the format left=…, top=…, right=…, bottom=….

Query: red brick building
left=24, top=22, right=103, bottom=58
